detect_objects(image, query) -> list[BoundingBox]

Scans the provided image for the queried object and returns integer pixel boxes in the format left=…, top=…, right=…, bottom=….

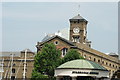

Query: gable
left=36, top=35, right=75, bottom=50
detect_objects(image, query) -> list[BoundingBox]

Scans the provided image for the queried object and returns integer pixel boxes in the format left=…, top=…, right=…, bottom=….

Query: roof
left=70, top=14, right=87, bottom=22
left=37, top=35, right=75, bottom=47
left=0, top=52, right=20, bottom=57
left=21, top=49, right=33, bottom=53
left=108, top=53, right=118, bottom=56
left=57, top=59, right=107, bottom=71
left=42, top=34, right=55, bottom=42
left=72, top=14, right=85, bottom=19
left=42, top=28, right=69, bottom=42
left=0, top=49, right=35, bottom=57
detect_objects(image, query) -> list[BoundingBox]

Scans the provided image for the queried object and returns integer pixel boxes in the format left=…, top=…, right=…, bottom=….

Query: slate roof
left=42, top=34, right=55, bottom=42
left=69, top=14, right=88, bottom=22
left=37, top=35, right=75, bottom=46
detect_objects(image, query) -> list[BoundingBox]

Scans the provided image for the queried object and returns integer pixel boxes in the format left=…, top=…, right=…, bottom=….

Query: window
left=74, top=21, right=76, bottom=23
left=102, top=61, right=104, bottom=64
left=23, top=63, right=27, bottom=67
left=98, top=60, right=100, bottom=63
left=109, top=63, right=111, bottom=66
left=54, top=41, right=59, bottom=45
left=11, top=76, right=15, bottom=80
left=12, top=68, right=15, bottom=73
left=89, top=56, right=91, bottom=60
left=73, top=36, right=80, bottom=43
left=62, top=48, right=68, bottom=57
left=113, top=65, right=114, bottom=67
left=106, top=62, right=108, bottom=65
left=23, top=68, right=27, bottom=72
left=94, top=58, right=96, bottom=62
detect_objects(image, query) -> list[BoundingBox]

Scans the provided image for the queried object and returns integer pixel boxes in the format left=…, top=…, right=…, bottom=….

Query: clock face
left=73, top=27, right=80, bottom=33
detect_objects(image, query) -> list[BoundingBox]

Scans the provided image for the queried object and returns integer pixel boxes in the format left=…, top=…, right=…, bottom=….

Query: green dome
left=58, top=59, right=107, bottom=70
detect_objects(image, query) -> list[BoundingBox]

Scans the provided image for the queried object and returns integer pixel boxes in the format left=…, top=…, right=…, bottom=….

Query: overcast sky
left=1, top=2, right=118, bottom=54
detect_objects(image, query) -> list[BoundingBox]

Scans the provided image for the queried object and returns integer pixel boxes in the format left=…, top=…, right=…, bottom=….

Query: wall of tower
left=69, top=20, right=87, bottom=44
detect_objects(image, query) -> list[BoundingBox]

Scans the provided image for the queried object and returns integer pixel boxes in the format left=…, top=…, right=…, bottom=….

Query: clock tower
left=69, top=14, right=88, bottom=44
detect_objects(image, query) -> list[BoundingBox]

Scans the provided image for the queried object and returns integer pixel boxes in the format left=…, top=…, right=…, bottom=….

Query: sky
left=1, top=2, right=118, bottom=54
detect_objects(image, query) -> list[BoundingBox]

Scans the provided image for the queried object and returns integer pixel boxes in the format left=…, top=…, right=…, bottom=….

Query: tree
left=32, top=43, right=61, bottom=79
left=31, top=70, right=48, bottom=80
left=62, top=49, right=84, bottom=63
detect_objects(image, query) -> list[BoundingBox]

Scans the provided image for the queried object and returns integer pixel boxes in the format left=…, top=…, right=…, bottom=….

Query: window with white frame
left=62, top=48, right=68, bottom=57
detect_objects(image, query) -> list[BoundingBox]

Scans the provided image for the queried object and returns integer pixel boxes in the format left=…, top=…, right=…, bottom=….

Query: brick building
left=36, top=14, right=120, bottom=78
left=0, top=14, right=120, bottom=79
left=0, top=49, right=35, bottom=80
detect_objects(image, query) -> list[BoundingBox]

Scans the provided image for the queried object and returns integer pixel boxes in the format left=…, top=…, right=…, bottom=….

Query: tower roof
left=70, top=14, right=88, bottom=23
left=72, top=14, right=84, bottom=19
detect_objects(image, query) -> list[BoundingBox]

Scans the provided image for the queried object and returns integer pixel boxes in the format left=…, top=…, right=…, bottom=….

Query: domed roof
left=58, top=59, right=107, bottom=70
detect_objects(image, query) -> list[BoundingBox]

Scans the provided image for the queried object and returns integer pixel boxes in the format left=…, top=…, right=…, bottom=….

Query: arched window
left=113, top=65, right=114, bottom=67
left=94, top=58, right=96, bottom=62
left=62, top=48, right=68, bottom=57
left=89, top=56, right=91, bottom=60
left=98, top=60, right=100, bottom=63
left=106, top=62, right=108, bottom=65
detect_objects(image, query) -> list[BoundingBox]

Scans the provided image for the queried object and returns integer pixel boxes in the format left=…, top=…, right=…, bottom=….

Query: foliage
left=32, top=43, right=61, bottom=79
left=31, top=70, right=48, bottom=80
left=62, top=49, right=84, bottom=63
left=32, top=43, right=84, bottom=80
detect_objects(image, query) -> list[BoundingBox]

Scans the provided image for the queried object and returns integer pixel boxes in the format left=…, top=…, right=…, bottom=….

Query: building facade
left=1, top=14, right=120, bottom=79
left=0, top=49, right=35, bottom=80
left=36, top=14, right=120, bottom=78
